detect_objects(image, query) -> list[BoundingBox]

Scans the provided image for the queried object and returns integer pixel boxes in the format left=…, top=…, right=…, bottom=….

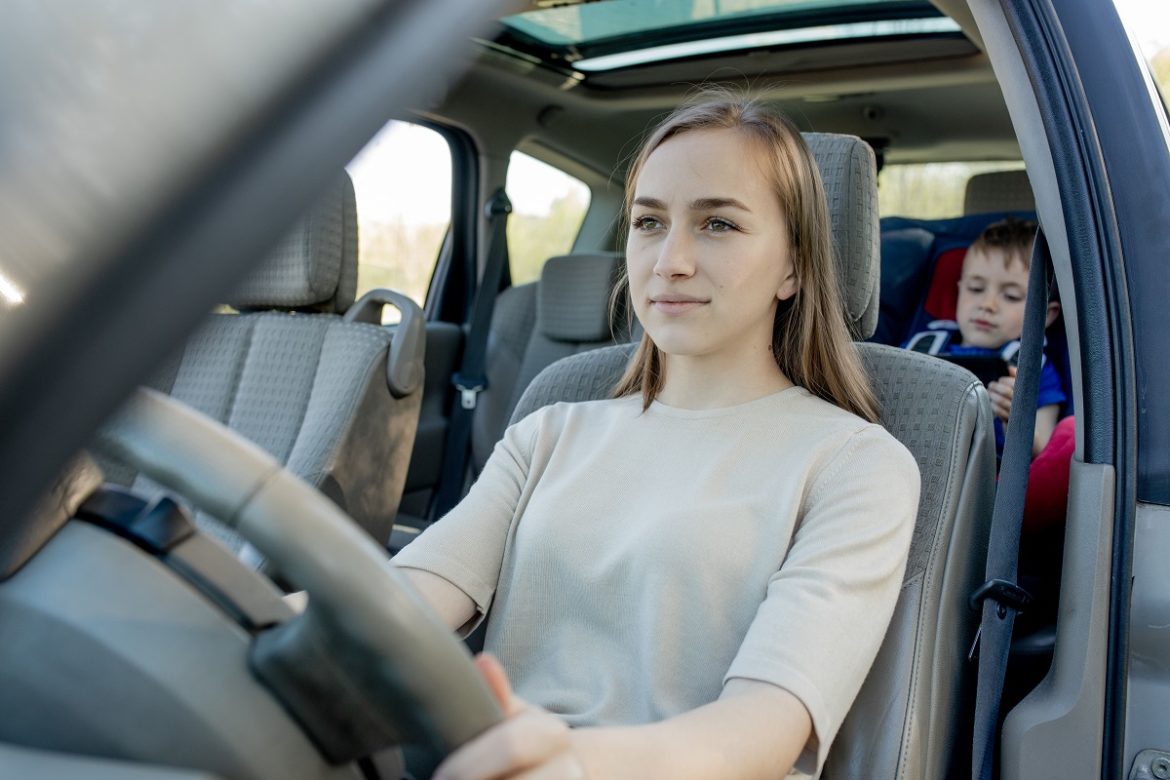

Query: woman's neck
left=655, top=347, right=794, bottom=410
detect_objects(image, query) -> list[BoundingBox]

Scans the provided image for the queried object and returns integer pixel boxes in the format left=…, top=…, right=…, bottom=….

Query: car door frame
left=969, top=0, right=1170, bottom=778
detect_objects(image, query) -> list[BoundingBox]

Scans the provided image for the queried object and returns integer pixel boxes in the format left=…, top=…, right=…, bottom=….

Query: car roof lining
left=433, top=41, right=1016, bottom=181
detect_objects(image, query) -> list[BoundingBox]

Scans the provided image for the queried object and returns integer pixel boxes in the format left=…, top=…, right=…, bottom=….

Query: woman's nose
left=653, top=230, right=695, bottom=278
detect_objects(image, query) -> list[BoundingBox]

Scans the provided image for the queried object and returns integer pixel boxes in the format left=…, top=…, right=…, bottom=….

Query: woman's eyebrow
left=632, top=196, right=666, bottom=209
left=631, top=196, right=752, bottom=212
left=690, top=196, right=751, bottom=212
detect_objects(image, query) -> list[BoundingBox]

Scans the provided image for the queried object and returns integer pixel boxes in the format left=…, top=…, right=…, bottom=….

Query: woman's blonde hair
left=611, top=93, right=879, bottom=422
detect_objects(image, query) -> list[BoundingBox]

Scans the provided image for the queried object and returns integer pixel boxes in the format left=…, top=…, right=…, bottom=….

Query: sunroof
left=498, top=0, right=961, bottom=72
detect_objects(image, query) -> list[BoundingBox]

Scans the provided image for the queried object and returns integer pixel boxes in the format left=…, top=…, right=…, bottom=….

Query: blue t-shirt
left=903, top=321, right=1068, bottom=455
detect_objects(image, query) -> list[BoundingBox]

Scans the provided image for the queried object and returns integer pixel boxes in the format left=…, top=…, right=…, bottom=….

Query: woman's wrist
left=570, top=723, right=670, bottom=779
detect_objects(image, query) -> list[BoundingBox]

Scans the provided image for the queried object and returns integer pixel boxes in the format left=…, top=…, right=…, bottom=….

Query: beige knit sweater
left=394, top=387, right=920, bottom=777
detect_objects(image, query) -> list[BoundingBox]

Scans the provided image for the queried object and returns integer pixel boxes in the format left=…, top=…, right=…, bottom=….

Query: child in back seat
left=903, top=217, right=1066, bottom=459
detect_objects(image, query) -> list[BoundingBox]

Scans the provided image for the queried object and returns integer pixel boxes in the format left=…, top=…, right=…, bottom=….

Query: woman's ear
left=777, top=270, right=799, bottom=302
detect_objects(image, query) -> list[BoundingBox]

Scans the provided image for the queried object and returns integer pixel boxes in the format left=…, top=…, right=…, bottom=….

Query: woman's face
left=626, top=128, right=797, bottom=364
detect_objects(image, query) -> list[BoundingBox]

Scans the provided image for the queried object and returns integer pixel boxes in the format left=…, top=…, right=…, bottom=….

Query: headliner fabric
left=964, top=170, right=1034, bottom=215
left=227, top=173, right=357, bottom=311
left=538, top=253, right=622, bottom=342
left=803, top=133, right=880, bottom=339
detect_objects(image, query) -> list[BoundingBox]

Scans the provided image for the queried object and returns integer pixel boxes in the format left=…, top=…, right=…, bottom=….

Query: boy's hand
left=988, top=365, right=1017, bottom=424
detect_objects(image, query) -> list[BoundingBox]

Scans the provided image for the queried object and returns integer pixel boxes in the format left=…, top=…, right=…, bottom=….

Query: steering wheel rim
left=96, top=387, right=502, bottom=760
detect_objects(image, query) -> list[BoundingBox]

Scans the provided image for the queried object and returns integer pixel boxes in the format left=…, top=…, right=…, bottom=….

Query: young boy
left=905, top=218, right=1065, bottom=458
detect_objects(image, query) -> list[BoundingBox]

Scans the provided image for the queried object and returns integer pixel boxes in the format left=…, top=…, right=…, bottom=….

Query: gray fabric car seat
left=964, top=169, right=1035, bottom=214
left=509, top=133, right=998, bottom=780
left=96, top=174, right=425, bottom=556
left=469, top=252, right=626, bottom=473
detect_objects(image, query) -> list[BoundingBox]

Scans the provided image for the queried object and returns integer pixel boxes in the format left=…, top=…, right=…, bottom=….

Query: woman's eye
left=632, top=216, right=662, bottom=231
left=704, top=217, right=736, bottom=233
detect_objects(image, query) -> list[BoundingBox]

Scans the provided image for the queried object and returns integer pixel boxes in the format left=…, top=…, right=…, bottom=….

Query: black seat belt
left=970, top=229, right=1051, bottom=779
left=432, top=188, right=512, bottom=520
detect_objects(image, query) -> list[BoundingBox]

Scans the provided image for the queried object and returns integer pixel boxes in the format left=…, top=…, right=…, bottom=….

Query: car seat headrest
left=802, top=132, right=880, bottom=339
left=538, top=253, right=624, bottom=343
left=227, top=172, right=358, bottom=313
left=963, top=169, right=1034, bottom=215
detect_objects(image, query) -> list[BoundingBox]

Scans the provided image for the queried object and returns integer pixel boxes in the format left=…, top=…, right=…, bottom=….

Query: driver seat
left=507, top=133, right=997, bottom=778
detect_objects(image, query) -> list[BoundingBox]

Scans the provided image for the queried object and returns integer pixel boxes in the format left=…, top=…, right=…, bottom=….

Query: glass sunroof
left=498, top=0, right=960, bottom=72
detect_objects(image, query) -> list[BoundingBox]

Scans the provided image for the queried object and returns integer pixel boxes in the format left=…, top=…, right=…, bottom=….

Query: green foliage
left=355, top=219, right=446, bottom=321
left=351, top=191, right=589, bottom=322
left=878, top=161, right=1026, bottom=219
left=507, top=192, right=590, bottom=285
left=1151, top=47, right=1170, bottom=112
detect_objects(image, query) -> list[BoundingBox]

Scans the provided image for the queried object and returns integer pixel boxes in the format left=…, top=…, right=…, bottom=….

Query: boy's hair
left=967, top=217, right=1059, bottom=303
left=968, top=217, right=1038, bottom=271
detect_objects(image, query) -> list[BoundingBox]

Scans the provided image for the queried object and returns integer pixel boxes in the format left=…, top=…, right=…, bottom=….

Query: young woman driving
left=393, top=96, right=921, bottom=780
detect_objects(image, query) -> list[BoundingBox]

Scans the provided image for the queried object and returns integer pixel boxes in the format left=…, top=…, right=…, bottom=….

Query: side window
left=505, top=151, right=591, bottom=286
left=1112, top=0, right=1170, bottom=115
left=346, top=120, right=452, bottom=320
left=878, top=162, right=1025, bottom=218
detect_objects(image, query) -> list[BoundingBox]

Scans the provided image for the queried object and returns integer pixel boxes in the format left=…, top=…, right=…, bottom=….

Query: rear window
left=878, top=161, right=1025, bottom=218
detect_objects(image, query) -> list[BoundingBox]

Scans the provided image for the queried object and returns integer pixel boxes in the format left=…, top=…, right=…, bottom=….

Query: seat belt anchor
left=969, top=578, right=1032, bottom=617
left=485, top=190, right=512, bottom=218
left=966, top=581, right=1032, bottom=661
left=453, top=373, right=486, bottom=410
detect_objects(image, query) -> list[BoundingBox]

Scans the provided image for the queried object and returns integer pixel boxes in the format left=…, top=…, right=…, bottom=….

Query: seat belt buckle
left=453, top=373, right=486, bottom=410
left=969, top=578, right=1032, bottom=617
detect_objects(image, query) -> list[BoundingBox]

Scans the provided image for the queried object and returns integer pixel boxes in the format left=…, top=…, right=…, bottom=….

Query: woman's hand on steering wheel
left=434, top=654, right=588, bottom=780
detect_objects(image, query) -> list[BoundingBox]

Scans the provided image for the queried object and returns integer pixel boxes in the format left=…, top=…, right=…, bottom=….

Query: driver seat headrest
left=801, top=133, right=879, bottom=340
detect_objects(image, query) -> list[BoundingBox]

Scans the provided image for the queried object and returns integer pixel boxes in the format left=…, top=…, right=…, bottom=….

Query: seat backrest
left=96, top=174, right=424, bottom=553
left=964, top=169, right=1034, bottom=215
left=470, top=251, right=625, bottom=473
left=508, top=133, right=998, bottom=779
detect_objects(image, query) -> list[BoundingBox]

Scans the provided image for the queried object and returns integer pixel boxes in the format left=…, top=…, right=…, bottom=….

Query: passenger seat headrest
left=538, top=253, right=623, bottom=343
left=802, top=133, right=879, bottom=339
left=227, top=172, right=358, bottom=313
left=963, top=169, right=1034, bottom=215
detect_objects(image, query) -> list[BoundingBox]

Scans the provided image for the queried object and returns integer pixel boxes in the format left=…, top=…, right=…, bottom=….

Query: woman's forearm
left=571, top=682, right=811, bottom=780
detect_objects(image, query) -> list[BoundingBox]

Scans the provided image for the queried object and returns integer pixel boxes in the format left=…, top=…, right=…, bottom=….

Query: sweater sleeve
left=722, top=425, right=920, bottom=776
left=391, top=409, right=541, bottom=627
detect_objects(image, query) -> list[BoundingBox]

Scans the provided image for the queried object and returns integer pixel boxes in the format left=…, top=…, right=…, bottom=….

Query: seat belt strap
left=432, top=188, right=512, bottom=520
left=970, top=229, right=1051, bottom=780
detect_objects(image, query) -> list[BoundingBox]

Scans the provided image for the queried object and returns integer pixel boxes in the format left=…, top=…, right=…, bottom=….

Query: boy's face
left=955, top=246, right=1029, bottom=349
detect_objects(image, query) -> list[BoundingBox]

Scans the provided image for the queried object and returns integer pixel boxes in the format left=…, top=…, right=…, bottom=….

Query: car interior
left=0, top=0, right=1158, bottom=777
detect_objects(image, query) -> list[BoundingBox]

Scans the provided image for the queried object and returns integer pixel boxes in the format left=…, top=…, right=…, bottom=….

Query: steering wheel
left=97, top=388, right=502, bottom=765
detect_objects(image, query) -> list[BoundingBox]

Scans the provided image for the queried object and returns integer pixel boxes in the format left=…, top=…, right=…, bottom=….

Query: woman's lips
left=652, top=299, right=707, bottom=315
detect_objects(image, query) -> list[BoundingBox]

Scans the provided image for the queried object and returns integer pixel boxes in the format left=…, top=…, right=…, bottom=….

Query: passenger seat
left=96, top=173, right=425, bottom=559
left=391, top=252, right=624, bottom=547
left=470, top=252, right=625, bottom=473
